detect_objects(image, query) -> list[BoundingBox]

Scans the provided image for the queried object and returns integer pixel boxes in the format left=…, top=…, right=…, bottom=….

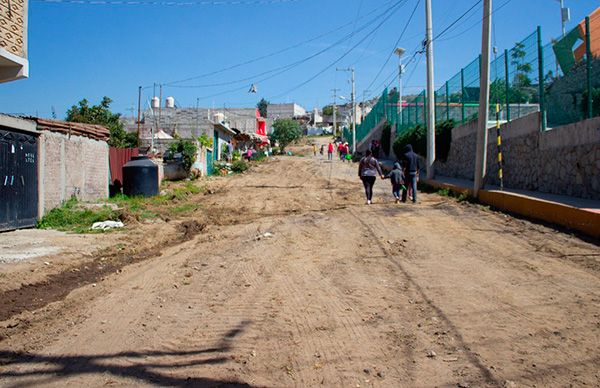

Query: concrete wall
left=435, top=113, right=600, bottom=200
left=40, top=131, right=109, bottom=213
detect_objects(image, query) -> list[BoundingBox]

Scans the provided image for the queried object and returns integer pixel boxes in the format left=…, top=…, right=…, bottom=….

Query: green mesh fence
left=355, top=16, right=598, bottom=144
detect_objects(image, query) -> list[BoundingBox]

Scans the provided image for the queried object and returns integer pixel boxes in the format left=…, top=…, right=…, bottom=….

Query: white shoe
left=367, top=200, right=371, bottom=205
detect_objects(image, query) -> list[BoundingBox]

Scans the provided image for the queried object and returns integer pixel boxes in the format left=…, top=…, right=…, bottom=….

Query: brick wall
left=40, top=131, right=109, bottom=213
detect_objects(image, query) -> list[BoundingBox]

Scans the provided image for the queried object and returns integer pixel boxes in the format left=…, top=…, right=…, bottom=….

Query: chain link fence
left=347, top=7, right=598, bottom=148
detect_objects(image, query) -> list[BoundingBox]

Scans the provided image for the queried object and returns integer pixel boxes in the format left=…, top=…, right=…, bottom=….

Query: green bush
left=231, top=160, right=249, bottom=173
left=169, top=140, right=198, bottom=173
left=392, top=119, right=455, bottom=162
left=581, top=87, right=600, bottom=118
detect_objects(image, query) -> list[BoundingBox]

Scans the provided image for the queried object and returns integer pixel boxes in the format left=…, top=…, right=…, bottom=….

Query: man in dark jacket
left=401, top=144, right=419, bottom=203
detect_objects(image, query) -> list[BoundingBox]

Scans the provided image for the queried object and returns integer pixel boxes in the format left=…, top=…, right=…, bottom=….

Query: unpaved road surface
left=1, top=154, right=599, bottom=388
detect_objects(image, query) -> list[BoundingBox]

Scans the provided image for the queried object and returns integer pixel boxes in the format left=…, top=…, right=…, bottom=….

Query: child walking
left=385, top=162, right=406, bottom=203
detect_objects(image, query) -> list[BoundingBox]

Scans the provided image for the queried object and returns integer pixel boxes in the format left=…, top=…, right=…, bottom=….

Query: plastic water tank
left=151, top=96, right=160, bottom=109
left=166, top=96, right=175, bottom=108
left=122, top=156, right=159, bottom=197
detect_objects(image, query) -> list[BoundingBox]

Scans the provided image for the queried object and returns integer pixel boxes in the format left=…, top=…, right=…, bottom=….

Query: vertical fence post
left=422, top=91, right=427, bottom=125
left=460, top=68, right=465, bottom=123
left=415, top=95, right=420, bottom=125
left=504, top=49, right=510, bottom=122
left=445, top=81, right=450, bottom=121
left=586, top=16, right=593, bottom=119
left=537, top=26, right=547, bottom=131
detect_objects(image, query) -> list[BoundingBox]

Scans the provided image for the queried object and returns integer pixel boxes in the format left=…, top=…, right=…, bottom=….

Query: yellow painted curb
left=423, top=179, right=600, bottom=239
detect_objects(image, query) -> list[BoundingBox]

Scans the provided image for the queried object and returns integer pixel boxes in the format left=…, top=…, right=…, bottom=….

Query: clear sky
left=1, top=0, right=598, bottom=119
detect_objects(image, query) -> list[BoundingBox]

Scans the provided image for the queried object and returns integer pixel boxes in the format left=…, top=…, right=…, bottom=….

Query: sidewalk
left=423, top=176, right=600, bottom=239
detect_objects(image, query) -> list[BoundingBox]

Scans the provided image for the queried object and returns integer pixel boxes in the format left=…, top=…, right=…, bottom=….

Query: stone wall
left=40, top=131, right=109, bottom=213
left=435, top=113, right=600, bottom=200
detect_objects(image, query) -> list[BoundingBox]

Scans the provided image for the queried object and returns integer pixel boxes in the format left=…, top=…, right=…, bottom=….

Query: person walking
left=385, top=162, right=406, bottom=203
left=358, top=149, right=384, bottom=205
left=226, top=140, right=234, bottom=162
left=327, top=142, right=334, bottom=161
left=400, top=144, right=420, bottom=203
left=312, top=143, right=317, bottom=156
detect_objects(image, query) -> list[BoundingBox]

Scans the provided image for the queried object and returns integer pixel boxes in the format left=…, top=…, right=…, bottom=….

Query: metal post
left=351, top=68, right=356, bottom=153
left=399, top=62, right=403, bottom=127
left=537, top=26, right=547, bottom=131
left=136, top=86, right=142, bottom=141
left=560, top=0, right=566, bottom=37
left=331, top=88, right=339, bottom=137
left=586, top=16, right=593, bottom=119
left=474, top=0, right=492, bottom=197
left=460, top=68, right=466, bottom=123
left=496, top=103, right=503, bottom=190
left=504, top=49, right=510, bottom=122
left=445, top=81, right=450, bottom=122
left=425, top=0, right=436, bottom=179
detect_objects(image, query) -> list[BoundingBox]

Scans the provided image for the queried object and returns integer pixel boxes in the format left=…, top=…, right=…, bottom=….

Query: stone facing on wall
left=435, top=113, right=600, bottom=200
left=41, top=131, right=109, bottom=213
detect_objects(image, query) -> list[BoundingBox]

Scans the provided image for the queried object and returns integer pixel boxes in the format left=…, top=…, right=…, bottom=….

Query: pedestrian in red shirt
left=327, top=143, right=334, bottom=161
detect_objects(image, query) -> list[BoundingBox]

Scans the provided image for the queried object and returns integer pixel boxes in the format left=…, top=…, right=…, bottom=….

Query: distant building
left=0, top=0, right=29, bottom=83
left=267, top=103, right=306, bottom=119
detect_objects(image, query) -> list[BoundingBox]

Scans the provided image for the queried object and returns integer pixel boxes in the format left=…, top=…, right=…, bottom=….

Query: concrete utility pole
left=336, top=67, right=356, bottom=153
left=425, top=0, right=436, bottom=180
left=474, top=0, right=493, bottom=197
left=394, top=48, right=405, bottom=128
left=331, top=88, right=340, bottom=137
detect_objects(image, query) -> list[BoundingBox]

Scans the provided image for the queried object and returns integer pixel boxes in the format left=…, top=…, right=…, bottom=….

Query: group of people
left=321, top=141, right=351, bottom=162
left=357, top=144, right=420, bottom=205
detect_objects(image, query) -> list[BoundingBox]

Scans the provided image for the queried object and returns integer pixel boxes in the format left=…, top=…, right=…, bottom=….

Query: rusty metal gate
left=0, top=128, right=38, bottom=232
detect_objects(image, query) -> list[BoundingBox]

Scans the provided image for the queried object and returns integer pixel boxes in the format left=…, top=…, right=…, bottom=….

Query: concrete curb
left=422, top=179, right=600, bottom=239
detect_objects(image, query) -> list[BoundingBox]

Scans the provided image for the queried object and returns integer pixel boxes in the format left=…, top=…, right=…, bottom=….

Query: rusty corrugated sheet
left=109, top=147, right=138, bottom=186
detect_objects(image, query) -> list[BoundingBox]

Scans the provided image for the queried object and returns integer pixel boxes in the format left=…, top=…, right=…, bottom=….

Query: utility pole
left=474, top=0, right=493, bottom=197
left=158, top=84, right=163, bottom=129
left=425, top=0, right=436, bottom=180
left=336, top=67, right=356, bottom=153
left=331, top=88, right=340, bottom=137
left=394, top=48, right=406, bottom=129
left=137, top=86, right=142, bottom=141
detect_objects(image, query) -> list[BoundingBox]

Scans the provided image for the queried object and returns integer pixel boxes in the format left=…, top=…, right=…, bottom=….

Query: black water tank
left=122, top=156, right=159, bottom=197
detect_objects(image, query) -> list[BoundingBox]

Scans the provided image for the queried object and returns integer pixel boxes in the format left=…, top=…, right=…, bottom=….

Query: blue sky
left=1, top=0, right=598, bottom=119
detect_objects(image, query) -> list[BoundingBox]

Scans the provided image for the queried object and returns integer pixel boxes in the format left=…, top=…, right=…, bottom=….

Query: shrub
left=169, top=140, right=197, bottom=173
left=38, top=197, right=120, bottom=233
left=392, top=119, right=455, bottom=162
left=231, top=160, right=249, bottom=173
left=269, top=118, right=301, bottom=152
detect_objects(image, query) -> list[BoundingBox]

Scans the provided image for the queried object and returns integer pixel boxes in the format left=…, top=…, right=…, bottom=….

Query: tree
left=66, top=97, right=138, bottom=148
left=269, top=118, right=301, bottom=153
left=322, top=104, right=338, bottom=116
left=257, top=98, right=269, bottom=118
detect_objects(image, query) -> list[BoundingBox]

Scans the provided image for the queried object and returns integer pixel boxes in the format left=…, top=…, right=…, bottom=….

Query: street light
left=394, top=48, right=406, bottom=129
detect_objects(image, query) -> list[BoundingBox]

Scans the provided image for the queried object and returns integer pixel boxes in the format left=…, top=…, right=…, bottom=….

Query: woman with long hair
left=358, top=149, right=384, bottom=205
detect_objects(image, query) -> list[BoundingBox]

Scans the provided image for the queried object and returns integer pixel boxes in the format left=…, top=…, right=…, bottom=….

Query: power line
left=162, top=0, right=404, bottom=90
left=161, top=0, right=397, bottom=87
left=268, top=0, right=410, bottom=100
left=364, top=0, right=421, bottom=93
left=436, top=0, right=514, bottom=42
left=34, top=0, right=302, bottom=5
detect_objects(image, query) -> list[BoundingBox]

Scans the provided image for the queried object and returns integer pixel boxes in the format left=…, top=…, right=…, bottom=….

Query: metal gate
left=206, top=150, right=213, bottom=176
left=0, top=128, right=38, bottom=232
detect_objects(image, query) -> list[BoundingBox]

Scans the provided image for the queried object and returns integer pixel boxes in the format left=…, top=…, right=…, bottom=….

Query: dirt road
left=1, top=153, right=599, bottom=387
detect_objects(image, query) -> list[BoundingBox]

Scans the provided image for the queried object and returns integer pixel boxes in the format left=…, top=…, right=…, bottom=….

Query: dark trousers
left=361, top=176, right=376, bottom=201
left=402, top=173, right=417, bottom=203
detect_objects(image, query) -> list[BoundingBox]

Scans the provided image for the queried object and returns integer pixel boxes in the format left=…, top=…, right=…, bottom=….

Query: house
left=0, top=114, right=110, bottom=231
left=0, top=0, right=28, bottom=83
left=267, top=103, right=307, bottom=119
